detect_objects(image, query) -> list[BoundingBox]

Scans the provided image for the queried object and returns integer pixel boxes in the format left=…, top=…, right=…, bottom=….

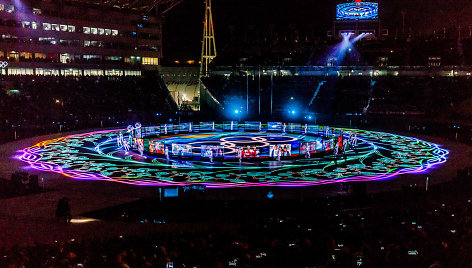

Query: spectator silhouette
left=56, top=197, right=72, bottom=223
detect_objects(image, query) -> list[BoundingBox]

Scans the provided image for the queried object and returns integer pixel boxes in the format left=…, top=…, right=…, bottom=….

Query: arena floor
left=0, top=129, right=470, bottom=246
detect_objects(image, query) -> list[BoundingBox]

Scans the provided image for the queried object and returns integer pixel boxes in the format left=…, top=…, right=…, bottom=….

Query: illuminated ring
left=0, top=61, right=8, bottom=68
left=16, top=128, right=448, bottom=188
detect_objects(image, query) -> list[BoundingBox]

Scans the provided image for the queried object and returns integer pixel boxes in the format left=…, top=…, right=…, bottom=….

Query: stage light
left=234, top=110, right=239, bottom=114
left=291, top=110, right=296, bottom=114
left=70, top=218, right=99, bottom=224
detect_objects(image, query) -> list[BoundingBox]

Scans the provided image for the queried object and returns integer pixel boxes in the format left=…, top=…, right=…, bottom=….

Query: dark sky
left=162, top=0, right=337, bottom=60
left=162, top=0, right=472, bottom=60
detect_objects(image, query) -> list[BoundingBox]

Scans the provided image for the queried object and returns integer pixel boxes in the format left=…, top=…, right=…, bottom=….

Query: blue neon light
left=336, top=2, right=379, bottom=20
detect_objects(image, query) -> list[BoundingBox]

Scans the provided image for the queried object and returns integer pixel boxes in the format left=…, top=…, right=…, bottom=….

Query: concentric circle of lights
left=16, top=128, right=448, bottom=188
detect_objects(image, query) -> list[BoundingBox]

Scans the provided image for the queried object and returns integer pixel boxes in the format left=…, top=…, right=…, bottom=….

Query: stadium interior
left=0, top=0, right=472, bottom=267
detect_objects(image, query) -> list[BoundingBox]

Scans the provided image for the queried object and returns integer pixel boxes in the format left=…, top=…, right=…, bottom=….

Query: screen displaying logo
left=336, top=2, right=379, bottom=20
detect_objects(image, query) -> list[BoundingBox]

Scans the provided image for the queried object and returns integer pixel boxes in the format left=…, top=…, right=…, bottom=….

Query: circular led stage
left=17, top=129, right=448, bottom=188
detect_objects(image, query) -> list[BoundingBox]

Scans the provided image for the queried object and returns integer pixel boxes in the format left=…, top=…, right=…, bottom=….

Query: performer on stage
left=117, top=133, right=124, bottom=148
left=138, top=140, right=144, bottom=156
left=123, top=140, right=130, bottom=154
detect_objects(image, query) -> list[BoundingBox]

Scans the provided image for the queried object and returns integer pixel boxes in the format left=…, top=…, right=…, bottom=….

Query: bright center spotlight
left=234, top=110, right=239, bottom=114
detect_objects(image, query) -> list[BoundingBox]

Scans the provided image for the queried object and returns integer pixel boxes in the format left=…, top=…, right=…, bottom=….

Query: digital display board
left=179, top=122, right=193, bottom=132
left=172, top=144, right=192, bottom=156
left=223, top=121, right=238, bottom=131
left=143, top=126, right=158, bottom=136
left=269, top=144, right=292, bottom=158
left=149, top=140, right=165, bottom=154
left=133, top=138, right=143, bottom=150
left=267, top=122, right=282, bottom=132
left=300, top=141, right=323, bottom=155
left=160, top=124, right=174, bottom=135
left=238, top=146, right=260, bottom=158
left=244, top=121, right=261, bottom=131
left=199, top=121, right=215, bottom=131
left=287, top=123, right=302, bottom=133
left=322, top=139, right=336, bottom=151
left=306, top=125, right=319, bottom=135
left=336, top=2, right=378, bottom=20
left=201, top=145, right=225, bottom=158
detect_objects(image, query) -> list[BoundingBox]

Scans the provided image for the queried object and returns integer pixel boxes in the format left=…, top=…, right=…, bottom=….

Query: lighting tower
left=200, top=0, right=217, bottom=78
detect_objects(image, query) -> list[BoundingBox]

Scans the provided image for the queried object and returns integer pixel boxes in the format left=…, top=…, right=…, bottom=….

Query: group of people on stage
left=116, top=132, right=359, bottom=162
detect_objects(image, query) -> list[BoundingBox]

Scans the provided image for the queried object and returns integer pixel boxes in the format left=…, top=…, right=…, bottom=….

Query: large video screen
left=336, top=2, right=379, bottom=20
left=238, top=146, right=260, bottom=158
left=179, top=122, right=192, bottom=132
left=201, top=145, right=225, bottom=158
left=306, top=125, right=319, bottom=135
left=199, top=121, right=215, bottom=131
left=223, top=121, right=238, bottom=131
left=160, top=124, right=174, bottom=134
left=133, top=138, right=143, bottom=150
left=322, top=139, right=336, bottom=151
left=245, top=121, right=261, bottom=131
left=269, top=144, right=291, bottom=158
left=172, top=144, right=192, bottom=156
left=300, top=141, right=323, bottom=155
left=143, top=126, right=158, bottom=136
left=149, top=140, right=165, bottom=154
left=267, top=122, right=282, bottom=132
left=287, top=123, right=302, bottom=133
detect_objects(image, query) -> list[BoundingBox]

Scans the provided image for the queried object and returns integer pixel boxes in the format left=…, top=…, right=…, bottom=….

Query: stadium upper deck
left=0, top=0, right=164, bottom=76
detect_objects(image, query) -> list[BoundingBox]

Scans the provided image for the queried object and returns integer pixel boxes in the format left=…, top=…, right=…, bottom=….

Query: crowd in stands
left=211, top=36, right=472, bottom=67
left=0, top=172, right=41, bottom=198
left=0, top=166, right=471, bottom=267
left=0, top=75, right=177, bottom=144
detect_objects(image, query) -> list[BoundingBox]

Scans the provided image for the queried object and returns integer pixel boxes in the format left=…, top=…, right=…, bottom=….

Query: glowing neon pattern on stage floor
left=17, top=128, right=448, bottom=188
